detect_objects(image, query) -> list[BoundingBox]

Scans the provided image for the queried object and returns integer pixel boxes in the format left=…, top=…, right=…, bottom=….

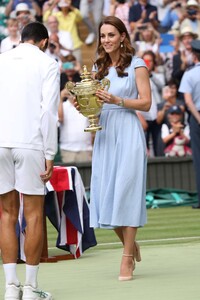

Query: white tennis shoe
left=22, top=286, right=52, bottom=300
left=5, top=284, right=23, bottom=300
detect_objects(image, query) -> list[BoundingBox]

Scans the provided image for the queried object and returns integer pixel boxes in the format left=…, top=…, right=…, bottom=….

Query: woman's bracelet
left=117, top=98, right=125, bottom=107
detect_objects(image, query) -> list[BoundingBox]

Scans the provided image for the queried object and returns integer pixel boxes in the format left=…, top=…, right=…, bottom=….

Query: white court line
left=48, top=236, right=200, bottom=250
left=97, top=236, right=200, bottom=246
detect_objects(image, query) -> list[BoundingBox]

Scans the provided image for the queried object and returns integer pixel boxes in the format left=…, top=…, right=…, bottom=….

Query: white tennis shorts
left=0, top=148, right=46, bottom=195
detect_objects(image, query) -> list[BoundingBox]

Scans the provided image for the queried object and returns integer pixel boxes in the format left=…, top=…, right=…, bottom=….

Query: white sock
left=25, top=264, right=39, bottom=288
left=3, top=263, right=20, bottom=286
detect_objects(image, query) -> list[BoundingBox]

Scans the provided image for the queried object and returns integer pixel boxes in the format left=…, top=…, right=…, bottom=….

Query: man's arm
left=184, top=93, right=200, bottom=124
left=40, top=159, right=54, bottom=182
left=41, top=60, right=60, bottom=161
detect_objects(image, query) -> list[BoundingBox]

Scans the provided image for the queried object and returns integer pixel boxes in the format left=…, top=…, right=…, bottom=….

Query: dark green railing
left=55, top=156, right=196, bottom=192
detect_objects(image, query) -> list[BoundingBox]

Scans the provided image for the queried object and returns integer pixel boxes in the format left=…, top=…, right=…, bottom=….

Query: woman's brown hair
left=94, top=16, right=135, bottom=80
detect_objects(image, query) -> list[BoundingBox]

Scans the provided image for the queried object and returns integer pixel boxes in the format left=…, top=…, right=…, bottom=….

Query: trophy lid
left=74, top=65, right=100, bottom=89
left=66, top=65, right=109, bottom=94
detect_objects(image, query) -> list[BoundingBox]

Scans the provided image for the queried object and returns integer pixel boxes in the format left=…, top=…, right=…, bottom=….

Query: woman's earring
left=120, top=42, right=124, bottom=48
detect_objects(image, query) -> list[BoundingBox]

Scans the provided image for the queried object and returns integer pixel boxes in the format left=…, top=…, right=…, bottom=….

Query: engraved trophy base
left=84, top=116, right=102, bottom=132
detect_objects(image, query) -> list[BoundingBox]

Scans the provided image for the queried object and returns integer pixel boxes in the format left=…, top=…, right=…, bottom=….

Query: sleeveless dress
left=90, top=56, right=147, bottom=229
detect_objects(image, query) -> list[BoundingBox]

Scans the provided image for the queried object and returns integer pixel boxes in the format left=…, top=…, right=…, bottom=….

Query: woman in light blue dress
left=90, top=16, right=151, bottom=281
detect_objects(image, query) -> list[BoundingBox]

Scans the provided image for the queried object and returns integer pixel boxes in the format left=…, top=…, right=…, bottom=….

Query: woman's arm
left=95, top=67, right=152, bottom=112
left=133, top=67, right=152, bottom=111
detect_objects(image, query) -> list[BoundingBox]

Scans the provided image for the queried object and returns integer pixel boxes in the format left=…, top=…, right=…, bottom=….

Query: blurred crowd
left=0, top=0, right=199, bottom=161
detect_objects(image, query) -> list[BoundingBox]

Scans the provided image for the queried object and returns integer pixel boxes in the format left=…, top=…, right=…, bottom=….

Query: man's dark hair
left=21, top=22, right=49, bottom=43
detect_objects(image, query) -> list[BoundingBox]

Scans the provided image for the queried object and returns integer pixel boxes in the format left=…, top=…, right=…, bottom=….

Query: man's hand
left=40, top=160, right=54, bottom=183
left=60, top=88, right=70, bottom=100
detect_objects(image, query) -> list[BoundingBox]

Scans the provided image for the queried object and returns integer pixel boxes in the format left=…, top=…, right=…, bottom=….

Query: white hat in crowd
left=179, top=26, right=198, bottom=39
left=15, top=3, right=30, bottom=15
left=10, top=2, right=36, bottom=18
left=58, top=0, right=70, bottom=8
left=186, top=0, right=199, bottom=7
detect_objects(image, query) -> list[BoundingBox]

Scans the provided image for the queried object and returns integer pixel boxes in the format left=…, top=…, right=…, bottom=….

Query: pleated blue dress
left=90, top=56, right=147, bottom=229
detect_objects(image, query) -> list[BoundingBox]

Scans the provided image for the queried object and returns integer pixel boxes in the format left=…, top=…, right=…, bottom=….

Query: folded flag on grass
left=45, top=166, right=97, bottom=258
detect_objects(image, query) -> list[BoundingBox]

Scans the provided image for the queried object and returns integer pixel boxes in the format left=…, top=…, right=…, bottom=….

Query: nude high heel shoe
left=132, top=242, right=141, bottom=273
left=134, top=241, right=141, bottom=262
left=118, top=254, right=134, bottom=281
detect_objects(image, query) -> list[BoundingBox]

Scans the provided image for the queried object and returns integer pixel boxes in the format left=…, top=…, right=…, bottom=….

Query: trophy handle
left=65, top=81, right=75, bottom=95
left=101, top=78, right=110, bottom=91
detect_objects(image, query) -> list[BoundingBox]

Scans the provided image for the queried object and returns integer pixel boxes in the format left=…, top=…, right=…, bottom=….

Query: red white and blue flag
left=17, top=166, right=97, bottom=261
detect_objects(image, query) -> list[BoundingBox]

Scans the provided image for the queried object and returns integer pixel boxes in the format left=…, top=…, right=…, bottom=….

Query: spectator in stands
left=5, top=0, right=41, bottom=21
left=0, top=18, right=20, bottom=52
left=129, top=0, right=159, bottom=35
left=179, top=0, right=200, bottom=38
left=156, top=80, right=186, bottom=155
left=161, top=104, right=191, bottom=157
left=46, top=15, right=73, bottom=56
left=43, top=0, right=83, bottom=63
left=8, top=3, right=36, bottom=31
left=172, top=26, right=198, bottom=85
left=59, top=54, right=93, bottom=163
left=157, top=79, right=185, bottom=127
left=45, top=32, right=63, bottom=64
left=60, top=53, right=81, bottom=89
left=110, top=0, right=131, bottom=34
left=79, top=0, right=104, bottom=45
left=103, top=0, right=113, bottom=16
left=134, top=22, right=161, bottom=57
left=58, top=96, right=93, bottom=164
left=33, top=0, right=46, bottom=22
left=149, top=0, right=174, bottom=25
left=42, top=0, right=59, bottom=14
left=159, top=28, right=180, bottom=83
left=159, top=0, right=183, bottom=32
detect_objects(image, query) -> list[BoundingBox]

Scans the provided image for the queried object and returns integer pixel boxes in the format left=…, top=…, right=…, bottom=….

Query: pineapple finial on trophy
left=80, top=65, right=93, bottom=82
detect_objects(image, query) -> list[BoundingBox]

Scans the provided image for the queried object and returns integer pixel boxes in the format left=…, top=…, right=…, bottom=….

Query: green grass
left=47, top=206, right=200, bottom=255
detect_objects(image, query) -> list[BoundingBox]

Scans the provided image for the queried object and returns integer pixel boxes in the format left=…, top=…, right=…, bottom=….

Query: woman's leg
left=114, top=227, right=141, bottom=262
left=120, top=227, right=137, bottom=278
left=114, top=227, right=124, bottom=244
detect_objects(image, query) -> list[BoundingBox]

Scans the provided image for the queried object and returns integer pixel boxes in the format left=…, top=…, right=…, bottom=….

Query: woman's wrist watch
left=117, top=98, right=125, bottom=107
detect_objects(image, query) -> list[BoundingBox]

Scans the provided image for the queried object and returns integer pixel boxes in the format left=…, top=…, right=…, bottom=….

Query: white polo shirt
left=0, top=43, right=60, bottom=160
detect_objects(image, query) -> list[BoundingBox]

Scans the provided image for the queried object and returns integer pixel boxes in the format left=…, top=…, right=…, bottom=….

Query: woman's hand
left=96, top=89, right=119, bottom=105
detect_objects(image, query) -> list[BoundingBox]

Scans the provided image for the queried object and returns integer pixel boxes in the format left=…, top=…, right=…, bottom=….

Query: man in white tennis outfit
left=0, top=22, right=60, bottom=300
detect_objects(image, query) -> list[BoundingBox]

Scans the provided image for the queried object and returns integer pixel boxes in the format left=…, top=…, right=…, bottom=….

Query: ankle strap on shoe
left=123, top=254, right=133, bottom=257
